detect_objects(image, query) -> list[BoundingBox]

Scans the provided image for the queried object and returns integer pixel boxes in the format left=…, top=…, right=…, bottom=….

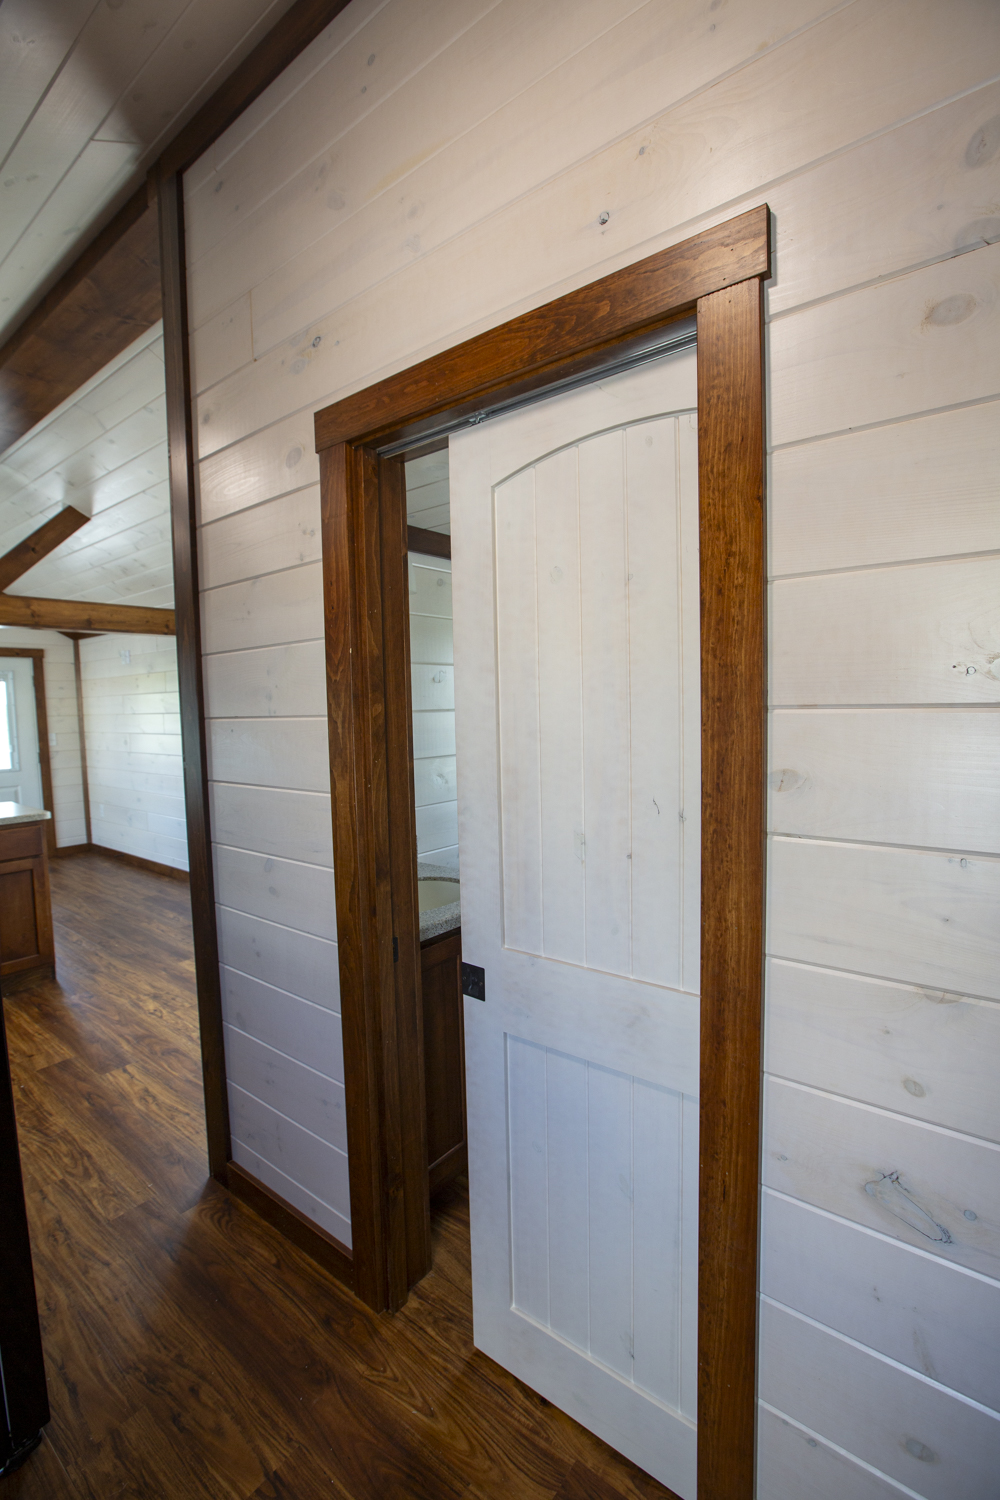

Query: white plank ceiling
left=0, top=324, right=173, bottom=606
left=0, top=0, right=298, bottom=346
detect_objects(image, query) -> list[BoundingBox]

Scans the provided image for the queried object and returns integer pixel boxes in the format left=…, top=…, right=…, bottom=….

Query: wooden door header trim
left=314, top=207, right=769, bottom=452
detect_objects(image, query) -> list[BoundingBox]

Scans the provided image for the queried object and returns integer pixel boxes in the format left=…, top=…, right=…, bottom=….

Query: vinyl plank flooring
left=4, top=852, right=675, bottom=1500
left=2, top=1434, right=83, bottom=1500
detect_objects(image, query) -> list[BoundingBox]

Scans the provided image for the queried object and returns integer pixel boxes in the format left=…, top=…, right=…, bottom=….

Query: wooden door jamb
left=314, top=205, right=769, bottom=1500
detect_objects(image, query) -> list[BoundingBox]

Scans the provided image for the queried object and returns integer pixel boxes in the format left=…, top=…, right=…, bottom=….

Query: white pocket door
left=451, top=350, right=700, bottom=1497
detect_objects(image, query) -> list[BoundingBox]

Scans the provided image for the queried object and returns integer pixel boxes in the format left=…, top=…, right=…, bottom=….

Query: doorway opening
left=315, top=206, right=769, bottom=1500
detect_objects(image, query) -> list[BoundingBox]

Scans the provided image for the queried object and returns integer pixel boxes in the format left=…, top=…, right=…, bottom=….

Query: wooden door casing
left=0, top=651, right=56, bottom=858
left=314, top=206, right=769, bottom=1500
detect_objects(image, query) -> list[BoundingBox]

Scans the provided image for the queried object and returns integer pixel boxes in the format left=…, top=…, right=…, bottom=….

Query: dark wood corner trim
left=224, top=1162, right=355, bottom=1292
left=158, top=173, right=230, bottom=1180
left=695, top=276, right=766, bottom=1500
left=314, top=208, right=769, bottom=1497
left=407, top=525, right=451, bottom=560
left=0, top=648, right=55, bottom=857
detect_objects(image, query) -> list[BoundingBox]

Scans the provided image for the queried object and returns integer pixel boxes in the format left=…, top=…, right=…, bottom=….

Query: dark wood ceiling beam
left=0, top=0, right=354, bottom=456
left=0, top=508, right=90, bottom=592
left=0, top=595, right=175, bottom=635
left=0, top=191, right=161, bottom=455
left=407, top=525, right=451, bottom=560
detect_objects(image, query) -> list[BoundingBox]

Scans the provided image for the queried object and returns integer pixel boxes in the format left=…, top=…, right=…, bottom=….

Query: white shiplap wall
left=0, top=626, right=86, bottom=847
left=183, top=0, right=1000, bottom=1487
left=79, top=633, right=187, bottom=871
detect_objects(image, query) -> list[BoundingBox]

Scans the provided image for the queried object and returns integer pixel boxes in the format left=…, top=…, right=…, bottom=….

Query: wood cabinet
left=0, top=818, right=54, bottom=988
left=420, top=928, right=466, bottom=1193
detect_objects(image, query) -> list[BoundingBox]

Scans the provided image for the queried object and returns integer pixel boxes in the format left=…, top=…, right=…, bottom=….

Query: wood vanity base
left=0, top=819, right=55, bottom=987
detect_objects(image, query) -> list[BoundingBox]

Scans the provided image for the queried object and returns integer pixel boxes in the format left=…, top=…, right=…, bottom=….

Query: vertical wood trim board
left=314, top=207, right=770, bottom=1500
left=158, top=173, right=231, bottom=1179
left=696, top=278, right=766, bottom=1500
left=320, top=441, right=406, bottom=1309
left=31, top=652, right=55, bottom=860
left=72, top=641, right=93, bottom=847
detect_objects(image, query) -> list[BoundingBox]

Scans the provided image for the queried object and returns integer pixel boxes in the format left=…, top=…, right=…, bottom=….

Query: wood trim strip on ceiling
left=313, top=204, right=770, bottom=1500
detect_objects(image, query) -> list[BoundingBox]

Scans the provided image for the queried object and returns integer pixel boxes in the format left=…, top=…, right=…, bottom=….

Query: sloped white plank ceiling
left=0, top=324, right=173, bottom=606
left=0, top=0, right=298, bottom=345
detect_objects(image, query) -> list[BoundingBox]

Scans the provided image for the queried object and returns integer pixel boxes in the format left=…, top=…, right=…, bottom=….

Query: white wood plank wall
left=183, top=0, right=1000, bottom=1480
left=79, top=634, right=187, bottom=871
left=406, top=450, right=458, bottom=865
left=0, top=627, right=86, bottom=847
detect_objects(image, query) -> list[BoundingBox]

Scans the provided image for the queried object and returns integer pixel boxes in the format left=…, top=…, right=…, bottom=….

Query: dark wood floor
left=3, top=851, right=674, bottom=1500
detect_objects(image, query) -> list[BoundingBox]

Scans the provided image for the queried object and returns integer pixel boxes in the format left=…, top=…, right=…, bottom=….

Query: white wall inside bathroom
left=409, top=550, right=457, bottom=869
left=407, top=448, right=457, bottom=870
left=182, top=0, right=1000, bottom=1487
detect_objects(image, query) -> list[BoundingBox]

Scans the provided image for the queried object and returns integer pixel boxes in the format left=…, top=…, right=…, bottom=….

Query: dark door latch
left=461, top=962, right=485, bottom=1002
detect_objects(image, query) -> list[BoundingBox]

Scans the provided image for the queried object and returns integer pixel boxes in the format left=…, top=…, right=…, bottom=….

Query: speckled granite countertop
left=418, top=862, right=461, bottom=942
left=0, top=802, right=52, bottom=827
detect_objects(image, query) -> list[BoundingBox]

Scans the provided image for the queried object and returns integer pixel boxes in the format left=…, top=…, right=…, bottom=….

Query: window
left=0, top=671, right=19, bottom=772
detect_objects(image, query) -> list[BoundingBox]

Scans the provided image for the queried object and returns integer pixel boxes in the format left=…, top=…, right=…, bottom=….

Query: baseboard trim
left=224, top=1162, right=355, bottom=1293
left=429, top=1141, right=467, bottom=1195
left=53, top=843, right=189, bottom=883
